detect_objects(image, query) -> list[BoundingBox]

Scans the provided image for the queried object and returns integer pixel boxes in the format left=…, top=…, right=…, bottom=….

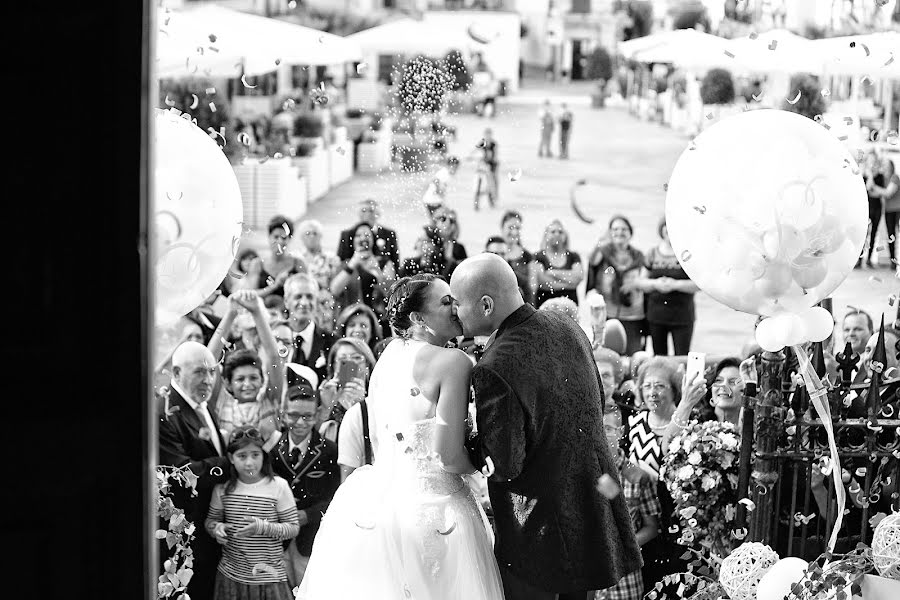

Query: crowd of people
left=156, top=191, right=899, bottom=600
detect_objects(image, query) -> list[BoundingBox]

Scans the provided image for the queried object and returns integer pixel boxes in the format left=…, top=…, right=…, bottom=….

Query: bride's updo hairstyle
left=386, top=273, right=440, bottom=338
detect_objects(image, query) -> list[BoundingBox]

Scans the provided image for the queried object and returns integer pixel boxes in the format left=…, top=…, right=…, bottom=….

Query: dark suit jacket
left=158, top=386, right=230, bottom=523
left=337, top=224, right=400, bottom=267
left=271, top=428, right=340, bottom=556
left=471, top=304, right=643, bottom=592
left=291, top=324, right=338, bottom=384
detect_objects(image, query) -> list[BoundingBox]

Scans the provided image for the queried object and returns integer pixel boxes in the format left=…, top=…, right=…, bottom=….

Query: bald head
left=172, top=341, right=217, bottom=402
left=450, top=253, right=524, bottom=336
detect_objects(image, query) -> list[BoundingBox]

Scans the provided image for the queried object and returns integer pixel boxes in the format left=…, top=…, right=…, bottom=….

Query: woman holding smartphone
left=315, top=337, right=377, bottom=444
left=329, top=222, right=396, bottom=316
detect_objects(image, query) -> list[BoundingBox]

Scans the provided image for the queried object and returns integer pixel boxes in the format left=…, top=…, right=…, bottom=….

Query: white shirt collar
left=298, top=320, right=315, bottom=342
left=289, top=433, right=311, bottom=454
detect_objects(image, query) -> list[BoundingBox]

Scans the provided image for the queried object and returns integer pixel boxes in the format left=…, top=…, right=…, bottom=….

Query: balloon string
left=792, top=344, right=845, bottom=556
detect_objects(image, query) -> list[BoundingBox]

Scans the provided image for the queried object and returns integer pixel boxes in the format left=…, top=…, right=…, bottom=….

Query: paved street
left=243, top=86, right=896, bottom=355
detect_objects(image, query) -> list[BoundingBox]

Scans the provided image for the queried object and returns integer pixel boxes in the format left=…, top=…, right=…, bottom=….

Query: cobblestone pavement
left=241, top=90, right=897, bottom=355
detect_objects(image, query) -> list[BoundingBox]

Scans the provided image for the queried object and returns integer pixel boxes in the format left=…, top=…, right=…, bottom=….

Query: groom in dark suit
left=158, top=341, right=231, bottom=600
left=451, top=254, right=643, bottom=600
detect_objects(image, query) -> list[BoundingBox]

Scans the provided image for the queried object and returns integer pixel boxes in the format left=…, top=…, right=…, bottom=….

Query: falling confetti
left=705, top=113, right=714, bottom=120
left=209, top=102, right=217, bottom=113
left=723, top=50, right=735, bottom=58
left=205, top=87, right=216, bottom=95
left=209, top=33, right=217, bottom=43
left=680, top=250, right=692, bottom=263
left=238, top=132, right=250, bottom=146
left=288, top=0, right=297, bottom=7
left=336, top=146, right=345, bottom=155
left=843, top=116, right=854, bottom=125
left=507, top=168, right=522, bottom=182
left=768, top=40, right=778, bottom=51
left=318, top=35, right=325, bottom=43
left=604, top=266, right=615, bottom=275
left=356, top=62, right=369, bottom=75
left=751, top=92, right=764, bottom=102
left=252, top=564, right=279, bottom=577
left=786, top=90, right=802, bottom=104
left=692, top=205, right=706, bottom=214
left=189, top=94, right=199, bottom=110
left=820, top=88, right=830, bottom=97
left=210, top=466, right=223, bottom=477
left=437, top=522, right=457, bottom=535
left=885, top=54, right=895, bottom=67
left=241, top=74, right=256, bottom=89
left=663, top=183, right=668, bottom=191
left=164, top=94, right=175, bottom=107
left=749, top=31, right=758, bottom=39
left=275, top=58, right=281, bottom=66
left=862, top=43, right=870, bottom=56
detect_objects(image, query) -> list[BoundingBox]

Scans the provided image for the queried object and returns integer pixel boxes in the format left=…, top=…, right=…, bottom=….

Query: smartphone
left=685, top=351, right=707, bottom=386
left=337, top=360, right=361, bottom=389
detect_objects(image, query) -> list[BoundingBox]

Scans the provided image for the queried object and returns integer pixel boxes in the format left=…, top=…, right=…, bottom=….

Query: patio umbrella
left=812, top=32, right=900, bottom=78
left=630, top=29, right=734, bottom=71
left=725, top=29, right=824, bottom=75
left=155, top=4, right=362, bottom=79
left=347, top=17, right=486, bottom=57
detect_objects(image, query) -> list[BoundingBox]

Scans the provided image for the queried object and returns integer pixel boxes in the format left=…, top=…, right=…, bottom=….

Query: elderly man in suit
left=450, top=253, right=643, bottom=600
left=285, top=273, right=337, bottom=383
left=272, top=381, right=341, bottom=587
left=336, top=198, right=400, bottom=267
left=158, top=341, right=232, bottom=600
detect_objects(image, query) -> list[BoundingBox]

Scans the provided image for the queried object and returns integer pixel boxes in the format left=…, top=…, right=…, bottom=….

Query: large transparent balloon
left=665, top=109, right=868, bottom=323
left=154, top=109, right=243, bottom=326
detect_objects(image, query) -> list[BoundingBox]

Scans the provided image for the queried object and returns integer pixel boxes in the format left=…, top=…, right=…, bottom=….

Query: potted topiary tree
left=700, top=68, right=736, bottom=127
left=586, top=47, right=613, bottom=108
left=293, top=112, right=325, bottom=152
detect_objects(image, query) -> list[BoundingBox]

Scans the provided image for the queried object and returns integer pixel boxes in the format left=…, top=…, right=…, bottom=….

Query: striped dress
left=207, top=476, right=299, bottom=587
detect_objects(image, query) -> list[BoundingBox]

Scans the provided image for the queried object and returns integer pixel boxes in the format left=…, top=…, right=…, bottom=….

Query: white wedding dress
left=296, top=339, right=504, bottom=600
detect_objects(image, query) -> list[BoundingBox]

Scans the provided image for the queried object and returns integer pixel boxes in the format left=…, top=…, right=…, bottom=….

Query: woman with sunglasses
left=205, top=425, right=300, bottom=600
left=297, top=274, right=504, bottom=599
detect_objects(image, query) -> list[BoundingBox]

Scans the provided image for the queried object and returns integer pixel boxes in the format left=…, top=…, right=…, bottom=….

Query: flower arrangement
left=661, top=419, right=742, bottom=564
left=156, top=464, right=199, bottom=599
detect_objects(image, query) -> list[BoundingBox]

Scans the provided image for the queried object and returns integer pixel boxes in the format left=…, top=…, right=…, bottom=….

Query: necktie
left=294, top=335, right=307, bottom=364
left=197, top=401, right=223, bottom=456
left=290, top=446, right=302, bottom=468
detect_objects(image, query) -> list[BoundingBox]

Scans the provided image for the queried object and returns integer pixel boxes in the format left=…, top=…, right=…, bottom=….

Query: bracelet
left=672, top=415, right=690, bottom=429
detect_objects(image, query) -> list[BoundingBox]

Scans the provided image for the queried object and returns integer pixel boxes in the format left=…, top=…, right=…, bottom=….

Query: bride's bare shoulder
left=418, top=344, right=473, bottom=373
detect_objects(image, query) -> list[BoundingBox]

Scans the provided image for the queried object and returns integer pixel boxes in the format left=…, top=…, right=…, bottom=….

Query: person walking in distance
left=538, top=99, right=555, bottom=158
left=558, top=103, right=573, bottom=159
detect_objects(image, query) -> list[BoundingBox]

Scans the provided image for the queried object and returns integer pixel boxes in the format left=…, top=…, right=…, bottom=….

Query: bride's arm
left=433, top=350, right=478, bottom=475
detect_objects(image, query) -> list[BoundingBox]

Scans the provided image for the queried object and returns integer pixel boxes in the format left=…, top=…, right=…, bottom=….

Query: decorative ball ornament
left=872, top=511, right=900, bottom=579
left=153, top=108, right=243, bottom=327
left=719, top=542, right=780, bottom=600
left=665, top=109, right=868, bottom=324
left=756, top=557, right=809, bottom=600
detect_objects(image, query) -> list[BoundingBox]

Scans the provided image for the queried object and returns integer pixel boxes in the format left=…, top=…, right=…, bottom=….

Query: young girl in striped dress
left=206, top=425, right=299, bottom=600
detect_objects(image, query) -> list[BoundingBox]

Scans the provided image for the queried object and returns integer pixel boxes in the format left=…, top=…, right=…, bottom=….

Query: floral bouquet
left=661, top=419, right=742, bottom=564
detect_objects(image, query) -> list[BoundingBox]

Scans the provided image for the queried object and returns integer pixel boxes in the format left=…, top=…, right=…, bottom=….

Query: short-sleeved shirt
left=208, top=476, right=299, bottom=584
left=885, top=173, right=900, bottom=212
left=337, top=401, right=380, bottom=468
left=533, top=249, right=581, bottom=307
left=644, top=246, right=695, bottom=326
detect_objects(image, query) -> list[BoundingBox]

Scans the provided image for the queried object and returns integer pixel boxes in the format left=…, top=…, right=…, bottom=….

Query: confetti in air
left=821, top=88, right=830, bottom=97
left=768, top=40, right=778, bottom=51
left=240, top=74, right=256, bottom=89
left=723, top=50, right=735, bottom=58
left=356, top=62, right=369, bottom=75
left=189, top=94, right=199, bottom=110
left=786, top=90, right=802, bottom=105
left=507, top=168, right=522, bottom=182
left=288, top=0, right=297, bottom=7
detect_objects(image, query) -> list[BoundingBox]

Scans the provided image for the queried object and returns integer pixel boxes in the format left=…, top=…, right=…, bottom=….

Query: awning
left=812, top=32, right=900, bottom=78
left=627, top=29, right=735, bottom=71
left=725, top=29, right=824, bottom=75
left=347, top=17, right=486, bottom=57
left=155, top=4, right=362, bottom=79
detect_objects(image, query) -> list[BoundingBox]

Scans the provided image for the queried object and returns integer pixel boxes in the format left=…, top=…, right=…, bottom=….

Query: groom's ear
left=480, top=295, right=494, bottom=317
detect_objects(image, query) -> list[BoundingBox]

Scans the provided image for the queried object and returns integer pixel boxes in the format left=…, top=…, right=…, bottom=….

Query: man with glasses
left=272, top=383, right=340, bottom=587
left=336, top=198, right=400, bottom=268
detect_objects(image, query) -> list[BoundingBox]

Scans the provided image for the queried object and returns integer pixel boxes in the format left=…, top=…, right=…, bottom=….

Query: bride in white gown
left=296, top=274, right=504, bottom=600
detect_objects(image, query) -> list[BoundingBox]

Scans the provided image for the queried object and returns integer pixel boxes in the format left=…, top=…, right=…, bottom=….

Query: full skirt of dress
left=295, top=460, right=504, bottom=600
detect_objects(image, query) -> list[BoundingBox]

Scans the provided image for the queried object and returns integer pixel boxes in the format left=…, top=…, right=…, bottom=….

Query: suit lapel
left=293, top=431, right=325, bottom=485
left=170, top=388, right=222, bottom=456
left=276, top=435, right=297, bottom=476
left=307, top=326, right=324, bottom=367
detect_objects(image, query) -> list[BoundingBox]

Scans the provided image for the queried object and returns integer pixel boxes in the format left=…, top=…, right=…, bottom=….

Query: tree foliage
left=586, top=47, right=614, bottom=81
left=782, top=73, right=827, bottom=120
left=700, top=68, right=736, bottom=105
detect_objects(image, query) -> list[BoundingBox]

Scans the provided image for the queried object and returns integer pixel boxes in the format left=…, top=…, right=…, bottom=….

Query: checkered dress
left=594, top=453, right=662, bottom=600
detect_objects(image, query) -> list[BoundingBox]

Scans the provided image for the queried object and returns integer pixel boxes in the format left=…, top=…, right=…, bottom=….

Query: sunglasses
left=232, top=427, right=262, bottom=442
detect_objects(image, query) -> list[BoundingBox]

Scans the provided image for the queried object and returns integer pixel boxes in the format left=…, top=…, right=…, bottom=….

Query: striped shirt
left=207, top=476, right=299, bottom=584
